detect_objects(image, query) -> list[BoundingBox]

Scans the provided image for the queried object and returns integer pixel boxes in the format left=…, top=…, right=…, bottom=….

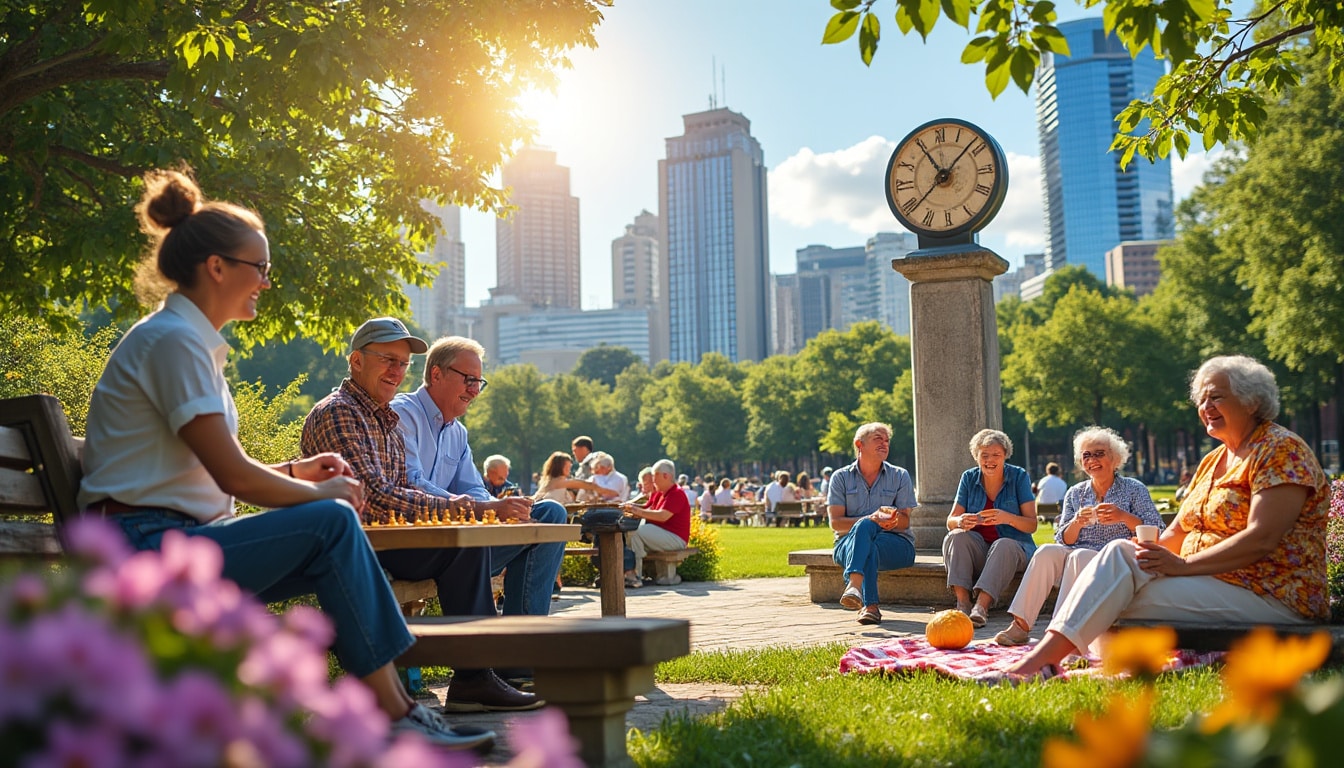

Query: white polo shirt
left=78, top=293, right=237, bottom=522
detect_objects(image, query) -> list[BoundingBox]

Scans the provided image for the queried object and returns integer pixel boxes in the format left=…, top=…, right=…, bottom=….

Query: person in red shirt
left=619, top=459, right=691, bottom=587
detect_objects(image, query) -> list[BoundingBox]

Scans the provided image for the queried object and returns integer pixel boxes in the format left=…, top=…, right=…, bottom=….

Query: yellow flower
left=1042, top=688, right=1153, bottom=768
left=1101, top=626, right=1177, bottom=678
left=1201, top=627, right=1331, bottom=733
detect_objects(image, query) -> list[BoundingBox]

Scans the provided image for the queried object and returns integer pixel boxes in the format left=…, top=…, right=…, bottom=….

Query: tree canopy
left=2, top=0, right=608, bottom=347
left=819, top=0, right=1344, bottom=164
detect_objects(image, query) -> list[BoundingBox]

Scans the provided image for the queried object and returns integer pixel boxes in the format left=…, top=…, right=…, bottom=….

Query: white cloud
left=769, top=138, right=1045, bottom=249
left=1172, top=149, right=1220, bottom=202
left=768, top=136, right=898, bottom=236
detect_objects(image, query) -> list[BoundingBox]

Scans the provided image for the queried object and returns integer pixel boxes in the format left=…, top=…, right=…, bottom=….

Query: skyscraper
left=657, top=107, right=770, bottom=363
left=865, top=232, right=917, bottom=337
left=404, top=201, right=467, bottom=338
left=612, top=210, right=659, bottom=309
left=495, top=147, right=581, bottom=309
left=1036, top=16, right=1174, bottom=278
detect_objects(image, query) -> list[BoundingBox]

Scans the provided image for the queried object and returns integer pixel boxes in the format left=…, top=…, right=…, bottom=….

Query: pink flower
left=282, top=604, right=335, bottom=650
left=3, top=572, right=48, bottom=611
left=147, top=670, right=242, bottom=765
left=83, top=549, right=169, bottom=611
left=0, top=624, right=44, bottom=721
left=508, top=708, right=584, bottom=768
left=63, top=516, right=132, bottom=568
left=23, top=719, right=125, bottom=768
left=304, top=678, right=390, bottom=768
left=237, top=631, right=331, bottom=706
left=235, top=695, right=311, bottom=768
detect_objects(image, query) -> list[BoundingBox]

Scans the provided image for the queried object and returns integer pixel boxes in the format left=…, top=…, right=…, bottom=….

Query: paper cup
left=1135, top=524, right=1159, bottom=543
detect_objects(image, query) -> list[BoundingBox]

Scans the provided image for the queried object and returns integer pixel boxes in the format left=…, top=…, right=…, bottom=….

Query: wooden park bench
left=787, top=547, right=1029, bottom=606
left=773, top=500, right=805, bottom=527
left=0, top=394, right=81, bottom=561
left=708, top=504, right=738, bottom=523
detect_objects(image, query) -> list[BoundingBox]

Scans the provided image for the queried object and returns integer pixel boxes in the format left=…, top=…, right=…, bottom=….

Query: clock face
left=885, top=119, right=1008, bottom=238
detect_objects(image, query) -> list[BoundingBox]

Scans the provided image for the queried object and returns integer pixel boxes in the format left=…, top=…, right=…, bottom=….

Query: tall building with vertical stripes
left=1036, top=17, right=1173, bottom=278
left=656, top=108, right=769, bottom=363
left=495, top=147, right=581, bottom=309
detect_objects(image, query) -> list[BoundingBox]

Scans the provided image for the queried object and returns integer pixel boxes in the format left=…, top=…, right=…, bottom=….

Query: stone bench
left=642, top=547, right=699, bottom=585
left=787, top=548, right=1033, bottom=607
left=401, top=615, right=690, bottom=767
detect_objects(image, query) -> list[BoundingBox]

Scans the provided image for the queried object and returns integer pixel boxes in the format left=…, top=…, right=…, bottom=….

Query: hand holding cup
left=1135, top=524, right=1159, bottom=544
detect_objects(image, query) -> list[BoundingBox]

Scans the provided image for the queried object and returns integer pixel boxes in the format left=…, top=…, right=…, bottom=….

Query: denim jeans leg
left=130, top=501, right=413, bottom=678
left=378, top=546, right=495, bottom=617
left=834, top=518, right=877, bottom=603
left=490, top=500, right=567, bottom=616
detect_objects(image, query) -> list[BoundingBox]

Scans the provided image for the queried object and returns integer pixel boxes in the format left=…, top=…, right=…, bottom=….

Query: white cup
left=1135, top=524, right=1159, bottom=543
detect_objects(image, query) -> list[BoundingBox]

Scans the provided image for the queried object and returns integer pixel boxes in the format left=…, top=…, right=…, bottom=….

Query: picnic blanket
left=839, top=637, right=1224, bottom=682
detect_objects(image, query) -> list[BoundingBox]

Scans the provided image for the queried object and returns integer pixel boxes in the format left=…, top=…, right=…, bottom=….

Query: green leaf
left=1033, top=25, right=1071, bottom=56
left=1008, top=46, right=1038, bottom=92
left=961, top=36, right=995, bottom=64
left=859, top=13, right=880, bottom=66
left=822, top=11, right=861, bottom=44
left=831, top=0, right=862, bottom=9
left=1172, top=130, right=1190, bottom=158
left=940, top=0, right=972, bottom=28
left=985, top=58, right=1011, bottom=99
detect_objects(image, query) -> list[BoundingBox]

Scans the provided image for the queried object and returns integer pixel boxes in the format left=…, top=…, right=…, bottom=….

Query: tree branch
left=0, top=57, right=170, bottom=118
left=46, top=145, right=145, bottom=179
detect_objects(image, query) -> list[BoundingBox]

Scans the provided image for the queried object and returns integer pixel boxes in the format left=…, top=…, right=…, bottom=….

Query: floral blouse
left=1175, top=421, right=1329, bottom=620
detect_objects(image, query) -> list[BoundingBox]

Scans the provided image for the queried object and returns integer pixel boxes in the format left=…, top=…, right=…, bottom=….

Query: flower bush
left=1327, top=479, right=1344, bottom=623
left=0, top=517, right=581, bottom=767
left=677, top=515, right=721, bottom=582
left=1044, top=626, right=1341, bottom=767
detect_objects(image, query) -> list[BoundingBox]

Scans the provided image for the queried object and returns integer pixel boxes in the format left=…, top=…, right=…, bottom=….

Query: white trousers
left=1006, top=543, right=1099, bottom=628
left=627, top=521, right=687, bottom=575
left=1047, top=539, right=1308, bottom=655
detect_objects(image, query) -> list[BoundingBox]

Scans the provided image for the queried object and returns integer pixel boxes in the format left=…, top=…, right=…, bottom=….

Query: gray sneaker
left=994, top=622, right=1031, bottom=646
left=390, top=703, right=496, bottom=751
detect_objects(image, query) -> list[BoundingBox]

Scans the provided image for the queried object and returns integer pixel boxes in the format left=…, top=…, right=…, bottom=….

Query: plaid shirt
left=301, top=379, right=453, bottom=524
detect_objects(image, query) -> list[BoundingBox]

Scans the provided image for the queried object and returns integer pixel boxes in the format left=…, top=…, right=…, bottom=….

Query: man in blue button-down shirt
left=827, top=422, right=918, bottom=625
left=390, top=336, right=568, bottom=619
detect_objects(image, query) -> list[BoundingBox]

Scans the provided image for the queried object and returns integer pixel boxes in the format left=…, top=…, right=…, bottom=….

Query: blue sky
left=458, top=1, right=1215, bottom=309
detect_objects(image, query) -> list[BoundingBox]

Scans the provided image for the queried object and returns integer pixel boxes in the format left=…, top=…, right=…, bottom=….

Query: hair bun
left=137, top=168, right=203, bottom=233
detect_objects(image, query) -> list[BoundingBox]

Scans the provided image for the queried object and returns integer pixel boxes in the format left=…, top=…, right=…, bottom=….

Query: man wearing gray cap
left=302, top=317, right=541, bottom=713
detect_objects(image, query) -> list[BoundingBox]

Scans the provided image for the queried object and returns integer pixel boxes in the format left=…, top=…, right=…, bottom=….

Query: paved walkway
left=425, top=576, right=1019, bottom=764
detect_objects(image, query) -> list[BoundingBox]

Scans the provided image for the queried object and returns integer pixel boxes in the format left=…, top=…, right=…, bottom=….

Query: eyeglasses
left=217, top=254, right=271, bottom=279
left=361, top=350, right=412, bottom=371
left=1081, top=450, right=1108, bottom=461
left=445, top=365, right=488, bottom=391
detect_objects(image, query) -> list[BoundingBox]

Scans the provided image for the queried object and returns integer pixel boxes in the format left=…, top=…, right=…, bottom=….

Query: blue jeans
left=111, top=501, right=412, bottom=678
left=832, top=518, right=916, bottom=606
left=488, top=499, right=567, bottom=616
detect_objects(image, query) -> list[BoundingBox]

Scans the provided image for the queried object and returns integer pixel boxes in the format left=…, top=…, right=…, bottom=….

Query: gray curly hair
left=1072, top=426, right=1130, bottom=472
left=968, top=429, right=1013, bottom=459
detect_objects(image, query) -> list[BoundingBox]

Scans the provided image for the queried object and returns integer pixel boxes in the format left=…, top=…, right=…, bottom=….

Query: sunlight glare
left=515, top=86, right=566, bottom=147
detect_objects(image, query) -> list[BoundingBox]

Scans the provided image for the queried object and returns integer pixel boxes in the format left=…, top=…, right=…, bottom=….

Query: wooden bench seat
left=401, top=615, right=690, bottom=767
left=0, top=395, right=82, bottom=561
left=642, top=547, right=698, bottom=585
left=788, top=548, right=1036, bottom=607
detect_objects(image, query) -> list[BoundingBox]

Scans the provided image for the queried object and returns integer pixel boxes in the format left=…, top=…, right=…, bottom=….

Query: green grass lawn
left=708, top=523, right=835, bottom=579
left=633, top=644, right=1227, bottom=767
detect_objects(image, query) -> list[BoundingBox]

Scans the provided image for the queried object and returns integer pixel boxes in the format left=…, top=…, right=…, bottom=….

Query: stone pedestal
left=892, top=246, right=1009, bottom=550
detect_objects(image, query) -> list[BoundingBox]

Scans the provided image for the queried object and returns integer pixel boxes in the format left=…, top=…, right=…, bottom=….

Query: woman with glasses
left=994, top=426, right=1162, bottom=646
left=1007, top=356, right=1328, bottom=681
left=942, top=429, right=1038, bottom=628
left=76, top=168, right=492, bottom=750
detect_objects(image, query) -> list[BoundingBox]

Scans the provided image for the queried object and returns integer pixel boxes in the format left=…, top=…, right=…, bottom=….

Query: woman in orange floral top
left=1007, top=355, right=1328, bottom=680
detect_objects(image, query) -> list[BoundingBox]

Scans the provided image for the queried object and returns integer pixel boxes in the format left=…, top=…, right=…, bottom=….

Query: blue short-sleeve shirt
left=953, top=463, right=1038, bottom=559
left=826, top=460, right=918, bottom=544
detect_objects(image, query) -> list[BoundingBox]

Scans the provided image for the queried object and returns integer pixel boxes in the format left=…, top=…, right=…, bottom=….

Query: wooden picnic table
left=562, top=501, right=640, bottom=618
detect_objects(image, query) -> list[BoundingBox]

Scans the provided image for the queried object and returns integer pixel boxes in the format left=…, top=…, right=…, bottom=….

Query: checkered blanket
left=838, top=637, right=1223, bottom=681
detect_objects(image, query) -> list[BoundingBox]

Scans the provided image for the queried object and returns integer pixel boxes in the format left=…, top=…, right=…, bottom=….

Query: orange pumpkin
left=926, top=609, right=974, bottom=650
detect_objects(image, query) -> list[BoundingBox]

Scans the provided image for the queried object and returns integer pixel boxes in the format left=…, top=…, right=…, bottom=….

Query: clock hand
left=944, top=140, right=978, bottom=176
left=915, top=142, right=946, bottom=173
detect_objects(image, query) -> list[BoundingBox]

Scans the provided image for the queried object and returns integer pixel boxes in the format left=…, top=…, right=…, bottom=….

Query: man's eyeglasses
left=217, top=254, right=271, bottom=279
left=445, top=365, right=488, bottom=391
left=361, top=350, right=412, bottom=372
left=1081, top=450, right=1108, bottom=461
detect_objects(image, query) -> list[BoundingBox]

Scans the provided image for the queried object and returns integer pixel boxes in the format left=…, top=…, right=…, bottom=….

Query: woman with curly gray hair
left=943, top=429, right=1038, bottom=628
left=995, top=426, right=1162, bottom=646
left=1006, top=356, right=1329, bottom=681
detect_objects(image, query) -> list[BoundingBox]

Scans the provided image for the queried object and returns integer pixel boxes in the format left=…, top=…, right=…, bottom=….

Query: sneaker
left=969, top=603, right=988, bottom=628
left=839, top=585, right=863, bottom=610
left=443, top=670, right=545, bottom=713
left=857, top=606, right=882, bottom=625
left=994, top=622, right=1031, bottom=646
left=390, top=703, right=496, bottom=751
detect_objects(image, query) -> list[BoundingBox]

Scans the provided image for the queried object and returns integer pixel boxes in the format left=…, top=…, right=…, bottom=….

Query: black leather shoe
left=443, top=670, right=544, bottom=712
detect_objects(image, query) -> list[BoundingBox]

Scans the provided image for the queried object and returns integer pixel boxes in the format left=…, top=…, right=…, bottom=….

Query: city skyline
left=456, top=2, right=1215, bottom=311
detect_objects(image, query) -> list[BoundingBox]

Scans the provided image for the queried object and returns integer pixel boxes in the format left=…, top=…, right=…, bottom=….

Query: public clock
left=884, top=118, right=1008, bottom=245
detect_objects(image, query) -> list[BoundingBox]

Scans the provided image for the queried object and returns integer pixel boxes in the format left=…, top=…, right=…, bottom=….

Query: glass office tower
left=656, top=108, right=770, bottom=363
left=1036, top=17, right=1174, bottom=276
